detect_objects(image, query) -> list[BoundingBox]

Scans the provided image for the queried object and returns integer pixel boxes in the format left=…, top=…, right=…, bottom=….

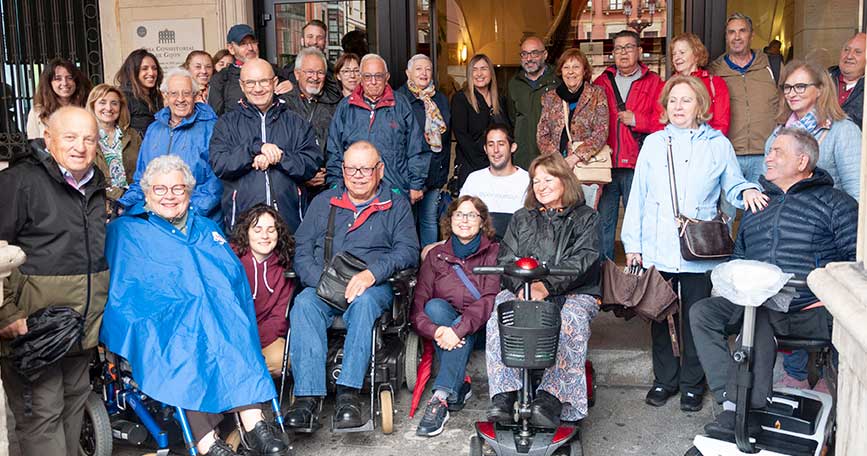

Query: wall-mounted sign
left=130, top=19, right=204, bottom=68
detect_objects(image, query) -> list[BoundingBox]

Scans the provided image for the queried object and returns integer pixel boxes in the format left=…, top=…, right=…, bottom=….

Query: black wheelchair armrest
left=388, top=268, right=417, bottom=285
left=283, top=270, right=297, bottom=279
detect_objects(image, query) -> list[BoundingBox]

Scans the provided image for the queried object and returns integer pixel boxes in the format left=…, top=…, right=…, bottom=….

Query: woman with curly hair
left=27, top=58, right=91, bottom=138
left=231, top=204, right=296, bottom=376
left=115, top=49, right=163, bottom=136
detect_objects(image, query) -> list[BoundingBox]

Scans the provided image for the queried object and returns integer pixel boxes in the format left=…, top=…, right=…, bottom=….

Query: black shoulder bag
left=666, top=136, right=734, bottom=261
left=315, top=206, right=367, bottom=311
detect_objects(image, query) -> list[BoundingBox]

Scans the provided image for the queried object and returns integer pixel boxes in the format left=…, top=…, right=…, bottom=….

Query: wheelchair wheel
left=404, top=331, right=422, bottom=391
left=79, top=392, right=112, bottom=456
left=683, top=446, right=702, bottom=456
left=380, top=389, right=394, bottom=434
left=469, top=435, right=483, bottom=456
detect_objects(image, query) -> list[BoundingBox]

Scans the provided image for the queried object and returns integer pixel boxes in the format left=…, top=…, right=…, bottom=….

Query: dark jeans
left=651, top=272, right=711, bottom=395
left=691, top=296, right=833, bottom=408
left=597, top=168, right=634, bottom=260
left=424, top=298, right=484, bottom=400
left=1, top=349, right=92, bottom=456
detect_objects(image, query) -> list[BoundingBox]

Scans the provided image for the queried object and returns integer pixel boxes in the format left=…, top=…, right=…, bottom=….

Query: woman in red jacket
left=231, top=205, right=295, bottom=376
left=410, top=195, right=500, bottom=437
left=671, top=33, right=731, bottom=135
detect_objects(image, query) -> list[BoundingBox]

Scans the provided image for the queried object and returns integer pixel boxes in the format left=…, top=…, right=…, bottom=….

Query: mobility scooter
left=687, top=275, right=836, bottom=456
left=469, top=257, right=593, bottom=456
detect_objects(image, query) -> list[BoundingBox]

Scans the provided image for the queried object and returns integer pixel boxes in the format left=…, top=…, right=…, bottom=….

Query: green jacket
left=508, top=65, right=560, bottom=168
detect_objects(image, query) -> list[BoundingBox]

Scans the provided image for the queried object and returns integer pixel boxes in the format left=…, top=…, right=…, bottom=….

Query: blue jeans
left=416, top=189, right=441, bottom=247
left=722, top=154, right=765, bottom=221
left=424, top=298, right=483, bottom=400
left=598, top=168, right=634, bottom=260
left=289, top=285, right=393, bottom=396
left=783, top=350, right=809, bottom=381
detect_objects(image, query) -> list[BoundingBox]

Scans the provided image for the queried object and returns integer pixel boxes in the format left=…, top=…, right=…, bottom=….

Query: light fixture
left=459, top=44, right=468, bottom=64
left=623, top=0, right=657, bottom=35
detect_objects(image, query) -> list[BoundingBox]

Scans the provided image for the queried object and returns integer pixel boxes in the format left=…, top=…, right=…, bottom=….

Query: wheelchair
left=278, top=268, right=418, bottom=435
left=80, top=347, right=288, bottom=456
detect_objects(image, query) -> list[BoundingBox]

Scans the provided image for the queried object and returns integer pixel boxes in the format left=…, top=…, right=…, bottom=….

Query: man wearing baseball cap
left=209, top=24, right=291, bottom=115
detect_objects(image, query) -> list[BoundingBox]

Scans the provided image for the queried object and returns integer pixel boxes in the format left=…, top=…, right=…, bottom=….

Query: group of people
left=0, top=10, right=863, bottom=456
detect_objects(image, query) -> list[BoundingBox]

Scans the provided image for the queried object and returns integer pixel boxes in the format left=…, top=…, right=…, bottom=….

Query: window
left=608, top=0, right=623, bottom=10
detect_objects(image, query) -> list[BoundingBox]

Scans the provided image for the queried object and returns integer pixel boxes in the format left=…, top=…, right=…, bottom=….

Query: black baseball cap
left=227, top=24, right=255, bottom=44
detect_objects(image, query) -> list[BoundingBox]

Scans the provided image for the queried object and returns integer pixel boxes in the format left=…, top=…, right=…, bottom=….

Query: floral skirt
left=485, top=290, right=598, bottom=421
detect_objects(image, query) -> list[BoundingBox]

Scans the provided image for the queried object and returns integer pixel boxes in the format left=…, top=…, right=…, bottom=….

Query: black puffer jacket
left=734, top=168, right=858, bottom=311
left=498, top=203, right=600, bottom=299
left=280, top=86, right=339, bottom=159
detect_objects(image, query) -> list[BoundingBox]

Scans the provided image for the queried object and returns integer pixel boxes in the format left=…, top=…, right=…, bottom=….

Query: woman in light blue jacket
left=764, top=59, right=862, bottom=202
left=621, top=75, right=768, bottom=412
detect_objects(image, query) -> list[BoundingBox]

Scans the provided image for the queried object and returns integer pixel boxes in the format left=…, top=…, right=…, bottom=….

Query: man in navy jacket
left=286, top=141, right=419, bottom=431
left=209, top=58, right=321, bottom=233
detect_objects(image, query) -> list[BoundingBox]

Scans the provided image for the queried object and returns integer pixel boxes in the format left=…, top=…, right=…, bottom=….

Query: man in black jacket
left=209, top=58, right=321, bottom=233
left=691, top=127, right=858, bottom=438
left=208, top=24, right=292, bottom=115
left=0, top=107, right=109, bottom=455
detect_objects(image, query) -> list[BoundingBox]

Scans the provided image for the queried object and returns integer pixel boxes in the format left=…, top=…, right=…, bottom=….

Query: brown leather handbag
left=666, top=137, right=734, bottom=261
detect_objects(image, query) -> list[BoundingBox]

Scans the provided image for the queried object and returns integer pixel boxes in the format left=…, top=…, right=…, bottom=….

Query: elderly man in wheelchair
left=690, top=128, right=858, bottom=441
left=285, top=141, right=419, bottom=432
left=100, top=156, right=289, bottom=456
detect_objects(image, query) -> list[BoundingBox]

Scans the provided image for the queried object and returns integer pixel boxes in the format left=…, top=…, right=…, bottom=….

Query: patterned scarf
left=785, top=110, right=826, bottom=136
left=99, top=126, right=128, bottom=188
left=407, top=80, right=447, bottom=152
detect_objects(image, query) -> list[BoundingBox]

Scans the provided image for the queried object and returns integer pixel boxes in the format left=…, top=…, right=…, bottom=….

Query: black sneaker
left=704, top=410, right=763, bottom=439
left=416, top=397, right=450, bottom=437
left=645, top=386, right=676, bottom=407
left=207, top=439, right=240, bottom=456
left=448, top=381, right=473, bottom=412
left=529, top=390, right=562, bottom=429
left=487, top=391, right=517, bottom=423
left=680, top=392, right=704, bottom=412
left=246, top=421, right=290, bottom=455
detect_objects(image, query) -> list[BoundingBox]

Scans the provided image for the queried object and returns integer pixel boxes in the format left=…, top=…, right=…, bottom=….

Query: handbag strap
left=562, top=101, right=574, bottom=145
left=452, top=264, right=482, bottom=300
left=665, top=136, right=682, bottom=219
left=324, top=205, right=336, bottom=263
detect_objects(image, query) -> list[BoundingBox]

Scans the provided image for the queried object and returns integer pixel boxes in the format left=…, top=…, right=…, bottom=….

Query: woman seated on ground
left=485, top=154, right=600, bottom=427
left=230, top=205, right=295, bottom=376
left=410, top=195, right=500, bottom=437
left=100, top=156, right=288, bottom=456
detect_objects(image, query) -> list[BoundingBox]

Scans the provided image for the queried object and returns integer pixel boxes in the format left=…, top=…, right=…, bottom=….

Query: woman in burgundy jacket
left=231, top=205, right=295, bottom=376
left=410, top=195, right=500, bottom=437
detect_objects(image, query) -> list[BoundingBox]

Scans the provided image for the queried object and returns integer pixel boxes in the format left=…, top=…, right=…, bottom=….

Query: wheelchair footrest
left=330, top=418, right=374, bottom=433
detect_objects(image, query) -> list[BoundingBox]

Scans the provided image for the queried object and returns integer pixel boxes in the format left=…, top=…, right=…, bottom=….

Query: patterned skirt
left=485, top=290, right=598, bottom=421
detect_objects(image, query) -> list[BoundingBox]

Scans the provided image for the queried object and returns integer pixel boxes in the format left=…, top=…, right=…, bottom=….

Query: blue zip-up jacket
left=325, top=84, right=428, bottom=194
left=293, top=185, right=419, bottom=289
left=764, top=118, right=862, bottom=202
left=209, top=98, right=321, bottom=232
left=119, top=102, right=223, bottom=223
left=396, top=84, right=451, bottom=190
left=734, top=169, right=858, bottom=310
left=622, top=123, right=760, bottom=273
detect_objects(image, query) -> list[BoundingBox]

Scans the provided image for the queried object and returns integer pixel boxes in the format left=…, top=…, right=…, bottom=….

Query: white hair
left=160, top=67, right=200, bottom=94
left=294, top=47, right=328, bottom=71
left=141, top=155, right=196, bottom=191
left=406, top=54, right=432, bottom=71
left=360, top=53, right=388, bottom=73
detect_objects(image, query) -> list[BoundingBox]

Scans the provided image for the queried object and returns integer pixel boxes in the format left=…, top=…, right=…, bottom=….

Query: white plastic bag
left=710, top=260, right=794, bottom=311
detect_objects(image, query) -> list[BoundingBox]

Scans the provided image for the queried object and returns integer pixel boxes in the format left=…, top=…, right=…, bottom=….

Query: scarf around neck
left=451, top=233, right=481, bottom=259
left=407, top=80, right=447, bottom=153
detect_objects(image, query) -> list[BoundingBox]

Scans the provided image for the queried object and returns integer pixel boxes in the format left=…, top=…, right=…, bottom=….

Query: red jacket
left=411, top=236, right=500, bottom=339
left=593, top=64, right=664, bottom=169
left=237, top=250, right=294, bottom=348
left=691, top=69, right=731, bottom=135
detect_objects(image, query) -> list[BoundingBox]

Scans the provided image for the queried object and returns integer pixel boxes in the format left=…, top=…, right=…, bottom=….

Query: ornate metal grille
left=0, top=0, right=103, bottom=160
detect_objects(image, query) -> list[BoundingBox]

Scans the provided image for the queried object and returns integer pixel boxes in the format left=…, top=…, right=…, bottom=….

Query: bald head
left=839, top=32, right=866, bottom=82
left=44, top=107, right=98, bottom=181
left=240, top=58, right=277, bottom=112
left=343, top=141, right=384, bottom=203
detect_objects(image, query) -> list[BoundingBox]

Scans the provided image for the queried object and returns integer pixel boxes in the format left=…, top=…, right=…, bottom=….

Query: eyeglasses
left=241, top=78, right=274, bottom=89
left=340, top=68, right=360, bottom=75
left=520, top=50, right=545, bottom=59
left=612, top=44, right=638, bottom=54
left=782, top=83, right=817, bottom=95
left=151, top=184, right=187, bottom=196
left=561, top=64, right=584, bottom=73
left=301, top=69, right=326, bottom=78
left=452, top=211, right=481, bottom=221
left=165, top=90, right=194, bottom=100
left=343, top=162, right=381, bottom=177
left=361, top=73, right=387, bottom=82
